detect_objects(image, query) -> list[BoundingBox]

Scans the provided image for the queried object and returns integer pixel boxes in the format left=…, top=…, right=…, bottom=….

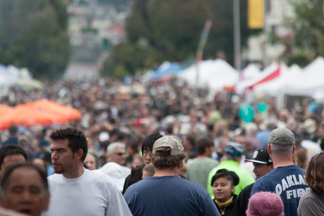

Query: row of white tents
left=0, top=64, right=42, bottom=96
left=148, top=56, right=324, bottom=102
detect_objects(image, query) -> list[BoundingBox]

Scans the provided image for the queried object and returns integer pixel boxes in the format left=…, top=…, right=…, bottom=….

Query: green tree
left=101, top=43, right=164, bottom=78
left=0, top=0, right=71, bottom=79
left=102, top=0, right=260, bottom=77
left=270, top=0, right=324, bottom=67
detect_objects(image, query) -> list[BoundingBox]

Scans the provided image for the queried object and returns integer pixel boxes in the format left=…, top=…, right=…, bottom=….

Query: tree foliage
left=0, top=0, right=71, bottom=79
left=101, top=43, right=164, bottom=78
left=270, top=0, right=324, bottom=67
left=101, top=0, right=260, bottom=78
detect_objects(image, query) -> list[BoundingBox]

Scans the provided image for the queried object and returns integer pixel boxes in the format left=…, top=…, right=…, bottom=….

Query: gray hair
left=215, top=137, right=229, bottom=149
left=107, top=142, right=125, bottom=155
left=245, top=122, right=258, bottom=134
left=269, top=143, right=294, bottom=156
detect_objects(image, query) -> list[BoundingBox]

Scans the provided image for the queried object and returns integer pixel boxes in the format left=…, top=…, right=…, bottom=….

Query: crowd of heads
left=0, top=77, right=324, bottom=215
left=1, top=78, right=324, bottom=171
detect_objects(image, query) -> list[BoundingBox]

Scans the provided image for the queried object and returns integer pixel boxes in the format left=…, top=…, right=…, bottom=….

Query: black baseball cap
left=245, top=148, right=273, bottom=165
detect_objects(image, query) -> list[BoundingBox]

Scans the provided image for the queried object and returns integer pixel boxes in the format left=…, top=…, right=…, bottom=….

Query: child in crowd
left=211, top=169, right=239, bottom=216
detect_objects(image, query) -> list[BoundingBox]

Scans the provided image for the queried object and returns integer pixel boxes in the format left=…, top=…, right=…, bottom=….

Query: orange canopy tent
left=0, top=104, right=14, bottom=116
left=0, top=105, right=70, bottom=129
left=29, top=99, right=81, bottom=120
left=0, top=105, right=14, bottom=129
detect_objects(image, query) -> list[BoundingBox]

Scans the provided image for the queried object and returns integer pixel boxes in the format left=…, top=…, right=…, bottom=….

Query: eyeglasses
left=115, top=152, right=125, bottom=156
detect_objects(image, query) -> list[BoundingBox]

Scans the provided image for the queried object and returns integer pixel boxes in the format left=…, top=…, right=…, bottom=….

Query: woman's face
left=212, top=177, right=234, bottom=202
left=84, top=154, right=96, bottom=170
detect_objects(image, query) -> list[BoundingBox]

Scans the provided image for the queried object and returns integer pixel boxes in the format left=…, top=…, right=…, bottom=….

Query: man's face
left=51, top=139, right=79, bottom=176
left=143, top=148, right=152, bottom=165
left=206, top=146, right=214, bottom=157
left=219, top=139, right=229, bottom=153
left=0, top=154, right=26, bottom=178
left=109, top=147, right=126, bottom=166
left=1, top=167, right=49, bottom=216
left=182, top=136, right=192, bottom=151
left=253, top=162, right=273, bottom=179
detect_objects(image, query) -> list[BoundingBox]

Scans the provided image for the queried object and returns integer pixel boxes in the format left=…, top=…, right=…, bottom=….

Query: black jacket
left=122, top=163, right=145, bottom=194
left=214, top=195, right=237, bottom=216
left=231, top=183, right=254, bottom=216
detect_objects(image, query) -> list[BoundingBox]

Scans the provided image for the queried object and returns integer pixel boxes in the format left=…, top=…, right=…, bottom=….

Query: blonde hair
left=143, top=163, right=155, bottom=177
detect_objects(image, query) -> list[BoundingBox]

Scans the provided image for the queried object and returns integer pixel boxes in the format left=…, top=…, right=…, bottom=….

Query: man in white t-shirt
left=43, top=128, right=132, bottom=216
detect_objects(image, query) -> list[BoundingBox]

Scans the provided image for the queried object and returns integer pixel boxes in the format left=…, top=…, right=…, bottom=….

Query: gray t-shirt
left=298, top=188, right=324, bottom=216
left=186, top=157, right=219, bottom=189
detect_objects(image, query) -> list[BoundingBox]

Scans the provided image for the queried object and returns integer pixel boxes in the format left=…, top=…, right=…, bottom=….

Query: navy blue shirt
left=124, top=175, right=220, bottom=216
left=1, top=137, right=18, bottom=146
left=251, top=165, right=308, bottom=216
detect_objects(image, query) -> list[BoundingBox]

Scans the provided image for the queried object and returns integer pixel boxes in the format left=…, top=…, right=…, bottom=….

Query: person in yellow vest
left=207, top=142, right=255, bottom=199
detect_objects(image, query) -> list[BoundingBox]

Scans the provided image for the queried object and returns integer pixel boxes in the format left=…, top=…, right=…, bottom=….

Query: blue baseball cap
left=225, top=142, right=245, bottom=156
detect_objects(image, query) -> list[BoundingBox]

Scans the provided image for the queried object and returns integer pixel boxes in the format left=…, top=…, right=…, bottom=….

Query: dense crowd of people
left=0, top=77, right=324, bottom=215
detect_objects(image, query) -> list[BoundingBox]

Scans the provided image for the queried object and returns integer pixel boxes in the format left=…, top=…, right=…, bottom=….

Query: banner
left=248, top=0, right=264, bottom=29
left=195, top=20, right=212, bottom=87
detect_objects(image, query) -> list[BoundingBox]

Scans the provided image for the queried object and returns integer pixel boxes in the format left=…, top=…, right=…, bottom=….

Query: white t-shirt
left=43, top=169, right=132, bottom=216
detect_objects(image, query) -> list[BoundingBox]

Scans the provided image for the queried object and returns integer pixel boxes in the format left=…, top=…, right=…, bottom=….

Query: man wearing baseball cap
left=232, top=148, right=274, bottom=216
left=207, top=142, right=255, bottom=199
left=251, top=128, right=309, bottom=216
left=124, top=135, right=220, bottom=216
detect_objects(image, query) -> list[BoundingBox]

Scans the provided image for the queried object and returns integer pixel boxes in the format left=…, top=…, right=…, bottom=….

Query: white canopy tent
left=0, top=65, right=18, bottom=86
left=282, top=56, right=324, bottom=96
left=235, top=63, right=279, bottom=94
left=289, top=64, right=303, bottom=74
left=313, top=87, right=324, bottom=102
left=242, top=64, right=260, bottom=80
left=177, top=59, right=239, bottom=92
left=253, top=64, right=304, bottom=96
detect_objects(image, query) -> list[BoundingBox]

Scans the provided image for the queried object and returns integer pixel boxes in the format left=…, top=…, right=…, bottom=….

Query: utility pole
left=263, top=0, right=268, bottom=67
left=233, top=0, right=241, bottom=71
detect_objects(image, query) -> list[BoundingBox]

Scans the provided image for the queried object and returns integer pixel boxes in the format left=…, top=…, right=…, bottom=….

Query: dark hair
left=166, top=125, right=173, bottom=135
left=129, top=136, right=143, bottom=154
left=142, top=133, right=163, bottom=152
left=109, top=129, right=120, bottom=137
left=152, top=147, right=187, bottom=170
left=196, top=136, right=214, bottom=155
left=305, top=152, right=324, bottom=194
left=8, top=125, right=18, bottom=135
left=1, top=163, right=49, bottom=197
left=49, top=128, right=88, bottom=162
left=117, top=132, right=129, bottom=142
left=185, top=132, right=197, bottom=148
left=100, top=140, right=110, bottom=152
left=293, top=148, right=308, bottom=169
left=320, top=138, right=324, bottom=151
left=0, top=145, right=28, bottom=170
left=211, top=169, right=239, bottom=187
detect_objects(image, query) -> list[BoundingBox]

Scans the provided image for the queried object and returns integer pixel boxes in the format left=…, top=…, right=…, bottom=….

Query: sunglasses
left=115, top=152, right=125, bottom=156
